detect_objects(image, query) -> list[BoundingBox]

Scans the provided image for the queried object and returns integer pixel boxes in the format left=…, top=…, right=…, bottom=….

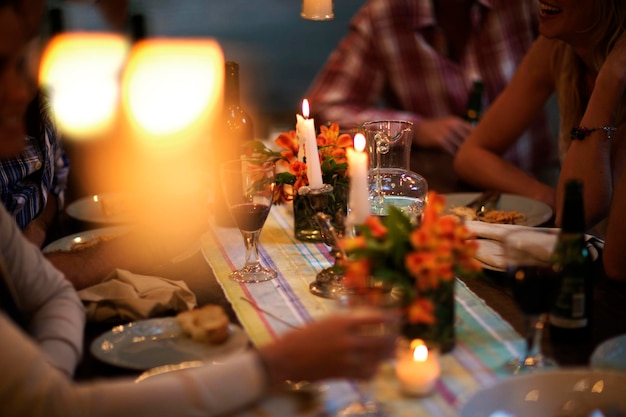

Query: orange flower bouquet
left=246, top=123, right=353, bottom=242
left=339, top=191, right=482, bottom=352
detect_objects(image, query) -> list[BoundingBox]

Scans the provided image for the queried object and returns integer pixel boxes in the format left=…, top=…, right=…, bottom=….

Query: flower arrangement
left=338, top=191, right=482, bottom=349
left=245, top=122, right=352, bottom=204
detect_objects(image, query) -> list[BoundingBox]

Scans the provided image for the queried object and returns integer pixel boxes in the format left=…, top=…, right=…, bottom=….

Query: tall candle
left=347, top=133, right=370, bottom=224
left=295, top=99, right=323, bottom=189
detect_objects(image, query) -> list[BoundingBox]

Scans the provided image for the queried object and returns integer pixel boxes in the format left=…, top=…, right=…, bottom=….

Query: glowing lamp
left=39, top=33, right=129, bottom=139
left=121, top=38, right=224, bottom=150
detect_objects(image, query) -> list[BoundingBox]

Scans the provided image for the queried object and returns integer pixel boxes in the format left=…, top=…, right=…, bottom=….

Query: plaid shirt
left=0, top=103, right=69, bottom=229
left=307, top=0, right=557, bottom=175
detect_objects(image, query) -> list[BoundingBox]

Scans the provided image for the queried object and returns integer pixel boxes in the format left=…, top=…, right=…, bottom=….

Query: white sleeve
left=0, top=206, right=85, bottom=375
left=0, top=313, right=267, bottom=417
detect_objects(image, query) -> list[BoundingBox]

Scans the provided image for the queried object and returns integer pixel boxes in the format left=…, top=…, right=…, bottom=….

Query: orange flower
left=338, top=235, right=367, bottom=253
left=341, top=258, right=371, bottom=289
left=406, top=297, right=436, bottom=325
left=364, top=216, right=388, bottom=239
left=275, top=130, right=299, bottom=163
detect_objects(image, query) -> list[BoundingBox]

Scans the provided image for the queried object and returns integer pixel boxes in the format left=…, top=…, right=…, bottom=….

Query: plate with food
left=443, top=192, right=553, bottom=226
left=42, top=226, right=131, bottom=253
left=66, top=193, right=133, bottom=224
left=91, top=306, right=249, bottom=370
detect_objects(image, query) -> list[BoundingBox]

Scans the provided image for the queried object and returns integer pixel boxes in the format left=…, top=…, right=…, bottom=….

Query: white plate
left=591, top=334, right=626, bottom=371
left=136, top=360, right=321, bottom=417
left=459, top=369, right=626, bottom=417
left=91, top=317, right=249, bottom=370
left=443, top=193, right=553, bottom=227
left=42, top=226, right=131, bottom=253
left=66, top=193, right=133, bottom=224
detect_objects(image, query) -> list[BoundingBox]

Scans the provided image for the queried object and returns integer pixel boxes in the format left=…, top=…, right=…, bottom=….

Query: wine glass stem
left=241, top=230, right=262, bottom=268
left=522, top=313, right=545, bottom=365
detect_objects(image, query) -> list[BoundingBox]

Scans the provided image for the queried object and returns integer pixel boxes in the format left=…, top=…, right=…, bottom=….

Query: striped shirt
left=306, top=0, right=557, bottom=176
left=0, top=100, right=69, bottom=229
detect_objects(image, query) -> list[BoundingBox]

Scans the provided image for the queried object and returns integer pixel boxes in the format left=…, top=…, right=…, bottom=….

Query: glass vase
left=293, top=182, right=348, bottom=242
left=402, top=279, right=456, bottom=353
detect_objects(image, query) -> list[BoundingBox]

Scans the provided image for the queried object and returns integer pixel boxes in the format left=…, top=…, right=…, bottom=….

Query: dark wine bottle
left=548, top=180, right=593, bottom=342
left=465, top=80, right=483, bottom=126
left=212, top=61, right=254, bottom=226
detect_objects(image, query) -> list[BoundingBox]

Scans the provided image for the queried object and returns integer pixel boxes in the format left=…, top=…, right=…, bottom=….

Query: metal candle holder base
left=297, top=185, right=347, bottom=299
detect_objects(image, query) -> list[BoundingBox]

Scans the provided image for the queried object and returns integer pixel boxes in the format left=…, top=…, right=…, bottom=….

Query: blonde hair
left=554, top=0, right=626, bottom=158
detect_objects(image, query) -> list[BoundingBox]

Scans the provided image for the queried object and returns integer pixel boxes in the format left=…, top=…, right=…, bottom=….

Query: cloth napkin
left=78, top=269, right=197, bottom=322
left=466, top=221, right=604, bottom=271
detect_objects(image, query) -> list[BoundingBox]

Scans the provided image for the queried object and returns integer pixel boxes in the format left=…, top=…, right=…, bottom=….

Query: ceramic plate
left=591, top=334, right=626, bottom=371
left=459, top=369, right=626, bottom=417
left=42, top=226, right=131, bottom=253
left=66, top=193, right=133, bottom=224
left=91, top=317, right=249, bottom=370
left=443, top=193, right=553, bottom=227
left=136, top=360, right=321, bottom=417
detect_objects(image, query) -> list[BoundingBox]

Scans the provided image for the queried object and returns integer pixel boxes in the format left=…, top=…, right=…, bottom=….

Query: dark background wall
left=57, top=0, right=365, bottom=137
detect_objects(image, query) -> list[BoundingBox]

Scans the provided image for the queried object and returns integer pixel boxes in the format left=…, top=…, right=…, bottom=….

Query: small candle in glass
left=395, top=339, right=441, bottom=396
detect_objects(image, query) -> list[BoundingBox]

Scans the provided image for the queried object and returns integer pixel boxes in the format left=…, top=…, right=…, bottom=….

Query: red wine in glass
left=230, top=203, right=271, bottom=232
left=509, top=265, right=560, bottom=315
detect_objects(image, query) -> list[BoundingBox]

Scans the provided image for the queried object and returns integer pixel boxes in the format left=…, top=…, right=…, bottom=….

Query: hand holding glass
left=503, top=229, right=560, bottom=372
left=220, top=159, right=277, bottom=283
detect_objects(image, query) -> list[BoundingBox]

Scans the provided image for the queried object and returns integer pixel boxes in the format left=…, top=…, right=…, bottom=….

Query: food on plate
left=447, top=205, right=527, bottom=225
left=176, top=305, right=230, bottom=345
left=98, top=194, right=129, bottom=218
left=478, top=210, right=526, bottom=224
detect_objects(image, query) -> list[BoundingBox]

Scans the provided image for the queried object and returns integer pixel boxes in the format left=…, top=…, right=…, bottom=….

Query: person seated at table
left=453, top=0, right=626, bottom=231
left=0, top=4, right=398, bottom=414
left=305, top=0, right=557, bottom=181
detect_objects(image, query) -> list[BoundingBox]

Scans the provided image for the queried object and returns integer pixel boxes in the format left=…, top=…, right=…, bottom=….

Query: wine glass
left=337, top=285, right=401, bottom=417
left=503, top=229, right=561, bottom=373
left=220, top=159, right=277, bottom=283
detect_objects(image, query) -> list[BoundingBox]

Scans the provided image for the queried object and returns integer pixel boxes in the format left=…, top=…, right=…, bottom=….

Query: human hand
left=413, top=116, right=473, bottom=155
left=257, top=310, right=399, bottom=387
left=22, top=218, right=47, bottom=247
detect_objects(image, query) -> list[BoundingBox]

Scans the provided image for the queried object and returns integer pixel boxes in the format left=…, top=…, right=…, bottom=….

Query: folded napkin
left=466, top=221, right=604, bottom=271
left=78, top=269, right=197, bottom=322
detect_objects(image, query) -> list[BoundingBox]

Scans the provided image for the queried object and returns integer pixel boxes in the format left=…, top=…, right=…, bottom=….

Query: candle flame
left=354, top=133, right=366, bottom=152
left=302, top=99, right=310, bottom=118
left=410, top=339, right=429, bottom=361
left=93, top=195, right=99, bottom=203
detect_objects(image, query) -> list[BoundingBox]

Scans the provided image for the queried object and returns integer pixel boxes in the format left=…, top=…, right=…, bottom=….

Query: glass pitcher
left=362, top=120, right=428, bottom=222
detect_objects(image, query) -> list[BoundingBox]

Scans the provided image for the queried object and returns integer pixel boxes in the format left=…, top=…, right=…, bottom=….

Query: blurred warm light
left=354, top=133, right=366, bottom=152
left=301, top=0, right=334, bottom=20
left=39, top=33, right=129, bottom=139
left=121, top=38, right=224, bottom=149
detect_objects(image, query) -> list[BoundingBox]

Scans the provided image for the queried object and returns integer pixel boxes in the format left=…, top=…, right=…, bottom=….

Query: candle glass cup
left=395, top=338, right=441, bottom=397
left=220, top=159, right=277, bottom=283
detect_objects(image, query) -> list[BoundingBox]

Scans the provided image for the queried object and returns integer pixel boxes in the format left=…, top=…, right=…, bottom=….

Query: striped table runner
left=201, top=204, right=524, bottom=416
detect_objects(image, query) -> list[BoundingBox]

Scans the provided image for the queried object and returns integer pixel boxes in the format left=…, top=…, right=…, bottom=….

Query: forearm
left=557, top=72, right=625, bottom=227
left=454, top=144, right=556, bottom=208
left=23, top=194, right=59, bottom=247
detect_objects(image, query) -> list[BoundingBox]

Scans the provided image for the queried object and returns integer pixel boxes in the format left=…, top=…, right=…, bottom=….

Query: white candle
left=347, top=133, right=370, bottom=224
left=395, top=339, right=441, bottom=396
left=296, top=99, right=323, bottom=189
left=301, top=0, right=334, bottom=20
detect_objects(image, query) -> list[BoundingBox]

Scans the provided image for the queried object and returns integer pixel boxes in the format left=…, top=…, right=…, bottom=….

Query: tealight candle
left=301, top=0, right=334, bottom=21
left=295, top=99, right=323, bottom=189
left=395, top=339, right=441, bottom=396
left=347, top=133, right=370, bottom=224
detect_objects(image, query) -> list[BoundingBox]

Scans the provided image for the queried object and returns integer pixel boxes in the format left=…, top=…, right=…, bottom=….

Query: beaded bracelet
left=570, top=125, right=616, bottom=140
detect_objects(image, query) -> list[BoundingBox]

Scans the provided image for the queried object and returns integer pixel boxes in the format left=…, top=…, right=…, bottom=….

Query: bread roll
left=176, top=305, right=230, bottom=345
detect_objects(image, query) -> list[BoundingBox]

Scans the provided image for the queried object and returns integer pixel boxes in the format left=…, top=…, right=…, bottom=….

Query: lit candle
left=295, top=99, right=323, bottom=189
left=346, top=133, right=370, bottom=224
left=395, top=339, right=441, bottom=396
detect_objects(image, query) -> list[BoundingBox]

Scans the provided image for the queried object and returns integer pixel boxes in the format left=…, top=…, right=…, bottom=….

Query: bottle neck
left=224, top=64, right=240, bottom=107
